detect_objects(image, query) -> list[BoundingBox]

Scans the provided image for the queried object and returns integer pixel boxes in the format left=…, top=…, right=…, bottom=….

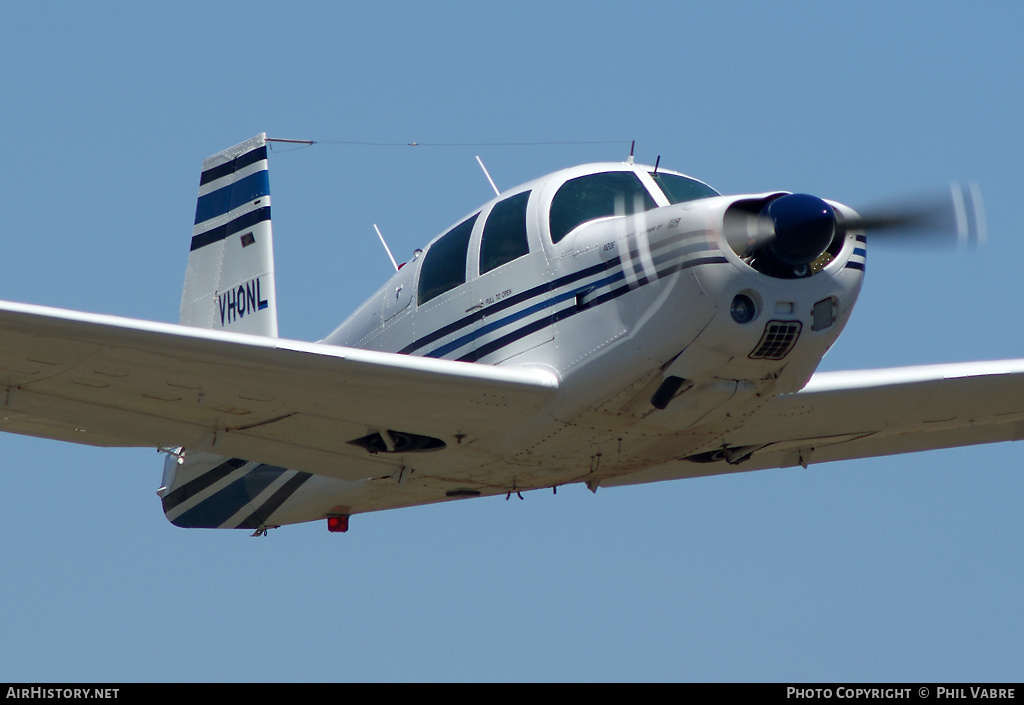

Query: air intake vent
left=749, top=321, right=802, bottom=360
left=811, top=297, right=836, bottom=331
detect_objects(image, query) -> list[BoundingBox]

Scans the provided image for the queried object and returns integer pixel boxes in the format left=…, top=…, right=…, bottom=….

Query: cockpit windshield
left=549, top=171, right=657, bottom=244
left=547, top=170, right=719, bottom=245
left=650, top=172, right=720, bottom=204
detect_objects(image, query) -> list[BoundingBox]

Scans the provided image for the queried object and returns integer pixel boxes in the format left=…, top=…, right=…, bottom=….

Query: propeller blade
left=724, top=182, right=985, bottom=266
left=722, top=210, right=775, bottom=252
left=837, top=182, right=986, bottom=247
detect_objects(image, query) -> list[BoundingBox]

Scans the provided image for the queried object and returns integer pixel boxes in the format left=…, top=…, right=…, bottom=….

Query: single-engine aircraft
left=0, top=134, right=1014, bottom=534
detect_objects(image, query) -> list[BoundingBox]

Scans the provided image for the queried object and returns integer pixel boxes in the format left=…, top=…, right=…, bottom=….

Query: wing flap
left=0, top=301, right=559, bottom=480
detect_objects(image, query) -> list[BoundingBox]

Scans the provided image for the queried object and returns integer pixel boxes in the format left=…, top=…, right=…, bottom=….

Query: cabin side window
left=548, top=171, right=657, bottom=244
left=649, top=172, right=720, bottom=204
left=417, top=214, right=478, bottom=305
left=480, top=191, right=530, bottom=274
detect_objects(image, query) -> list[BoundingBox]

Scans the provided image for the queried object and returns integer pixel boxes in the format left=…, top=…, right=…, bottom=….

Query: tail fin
left=180, top=133, right=278, bottom=337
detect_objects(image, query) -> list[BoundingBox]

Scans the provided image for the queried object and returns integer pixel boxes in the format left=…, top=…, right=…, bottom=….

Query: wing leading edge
left=0, top=300, right=558, bottom=482
left=602, top=360, right=1024, bottom=487
left=4, top=300, right=1023, bottom=498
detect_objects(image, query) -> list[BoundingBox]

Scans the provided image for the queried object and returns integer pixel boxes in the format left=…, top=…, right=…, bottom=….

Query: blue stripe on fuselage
left=421, top=246, right=726, bottom=362
left=424, top=269, right=627, bottom=359
left=398, top=258, right=624, bottom=355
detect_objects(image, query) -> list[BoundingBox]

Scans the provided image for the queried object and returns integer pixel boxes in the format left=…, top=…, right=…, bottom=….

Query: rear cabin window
left=650, top=172, right=720, bottom=204
left=417, top=214, right=478, bottom=305
left=480, top=191, right=530, bottom=274
left=549, top=171, right=657, bottom=244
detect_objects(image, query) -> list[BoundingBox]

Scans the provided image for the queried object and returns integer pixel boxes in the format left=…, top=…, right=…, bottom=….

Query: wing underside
left=4, top=299, right=1024, bottom=516
left=0, top=301, right=558, bottom=483
left=602, top=361, right=1024, bottom=487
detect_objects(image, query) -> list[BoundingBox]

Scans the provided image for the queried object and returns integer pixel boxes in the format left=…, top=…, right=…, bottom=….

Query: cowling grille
left=812, top=297, right=836, bottom=331
left=749, top=321, right=802, bottom=360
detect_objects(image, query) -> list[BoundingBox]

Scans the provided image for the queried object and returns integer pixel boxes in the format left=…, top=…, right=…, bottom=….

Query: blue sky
left=1, top=0, right=1022, bottom=682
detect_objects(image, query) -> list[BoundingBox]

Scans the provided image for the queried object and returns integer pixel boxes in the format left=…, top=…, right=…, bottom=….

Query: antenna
left=653, top=155, right=661, bottom=174
left=373, top=224, right=400, bottom=272
left=475, top=155, right=500, bottom=196
left=627, top=140, right=635, bottom=165
left=265, top=137, right=315, bottom=145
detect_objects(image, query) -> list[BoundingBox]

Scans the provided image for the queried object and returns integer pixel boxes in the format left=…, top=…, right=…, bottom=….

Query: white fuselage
left=321, top=162, right=864, bottom=488
left=162, top=160, right=865, bottom=529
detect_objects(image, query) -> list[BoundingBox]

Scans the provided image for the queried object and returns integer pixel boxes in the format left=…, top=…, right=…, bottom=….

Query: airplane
left=1, top=133, right=1015, bottom=536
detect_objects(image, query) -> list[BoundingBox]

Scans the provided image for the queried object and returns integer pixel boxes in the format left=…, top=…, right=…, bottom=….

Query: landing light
left=731, top=294, right=757, bottom=324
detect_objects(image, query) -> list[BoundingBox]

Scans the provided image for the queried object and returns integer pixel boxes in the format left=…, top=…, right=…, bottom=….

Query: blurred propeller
left=836, top=182, right=986, bottom=247
left=725, top=182, right=985, bottom=277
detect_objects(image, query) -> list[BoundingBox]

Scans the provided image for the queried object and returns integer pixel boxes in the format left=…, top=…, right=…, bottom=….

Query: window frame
left=648, top=171, right=720, bottom=204
left=416, top=213, right=479, bottom=306
left=479, top=190, right=531, bottom=275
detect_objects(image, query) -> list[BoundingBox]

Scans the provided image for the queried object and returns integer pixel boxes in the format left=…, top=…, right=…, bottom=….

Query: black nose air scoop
left=762, top=193, right=836, bottom=267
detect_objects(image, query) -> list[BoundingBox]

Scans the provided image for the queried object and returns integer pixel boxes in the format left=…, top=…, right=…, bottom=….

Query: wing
left=602, top=360, right=1024, bottom=487
left=0, top=300, right=558, bottom=481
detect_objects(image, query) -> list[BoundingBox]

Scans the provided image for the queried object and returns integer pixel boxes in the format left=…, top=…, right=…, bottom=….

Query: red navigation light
left=326, top=515, right=350, bottom=533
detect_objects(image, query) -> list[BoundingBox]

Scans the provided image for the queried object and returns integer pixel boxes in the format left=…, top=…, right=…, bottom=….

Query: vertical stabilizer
left=181, top=134, right=278, bottom=337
